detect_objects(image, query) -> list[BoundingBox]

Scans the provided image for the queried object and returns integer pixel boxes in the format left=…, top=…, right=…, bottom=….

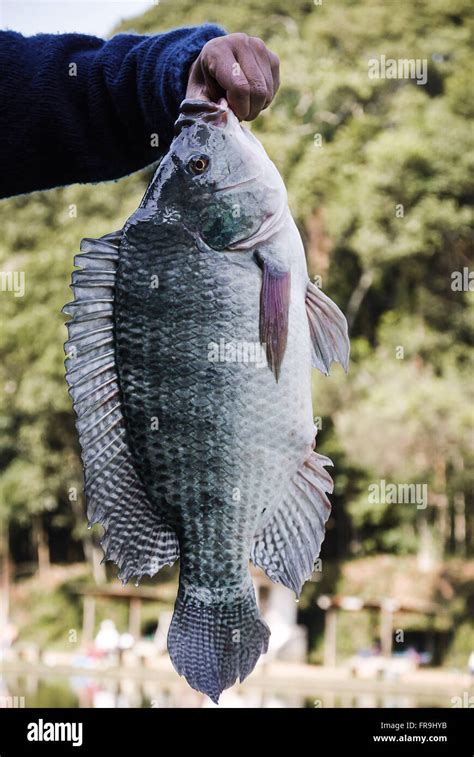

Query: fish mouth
left=174, top=99, right=228, bottom=135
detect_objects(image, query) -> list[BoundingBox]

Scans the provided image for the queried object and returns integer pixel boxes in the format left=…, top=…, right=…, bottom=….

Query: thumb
left=185, top=80, right=210, bottom=101
left=186, top=57, right=222, bottom=103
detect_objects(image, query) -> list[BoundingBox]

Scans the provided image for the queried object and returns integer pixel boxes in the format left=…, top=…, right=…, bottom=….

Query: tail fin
left=168, top=583, right=270, bottom=703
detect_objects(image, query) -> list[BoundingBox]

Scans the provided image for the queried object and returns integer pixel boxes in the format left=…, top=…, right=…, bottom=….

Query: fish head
left=143, top=99, right=288, bottom=250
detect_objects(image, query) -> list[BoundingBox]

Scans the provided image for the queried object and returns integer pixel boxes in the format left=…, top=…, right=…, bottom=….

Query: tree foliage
left=0, top=0, right=472, bottom=569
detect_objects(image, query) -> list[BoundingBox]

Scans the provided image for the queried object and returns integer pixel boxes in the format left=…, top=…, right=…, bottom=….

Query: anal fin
left=251, top=452, right=333, bottom=596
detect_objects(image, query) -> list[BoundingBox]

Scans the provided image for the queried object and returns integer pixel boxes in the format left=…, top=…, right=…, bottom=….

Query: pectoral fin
left=305, top=280, right=350, bottom=375
left=259, top=260, right=291, bottom=382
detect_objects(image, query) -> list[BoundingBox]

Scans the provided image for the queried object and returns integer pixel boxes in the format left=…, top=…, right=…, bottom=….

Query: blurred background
left=0, top=0, right=472, bottom=708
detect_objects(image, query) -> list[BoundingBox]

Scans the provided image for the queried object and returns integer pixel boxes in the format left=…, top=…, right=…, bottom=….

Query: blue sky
left=0, top=0, right=154, bottom=37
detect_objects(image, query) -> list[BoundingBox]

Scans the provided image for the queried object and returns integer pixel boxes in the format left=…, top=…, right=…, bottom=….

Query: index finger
left=204, top=45, right=251, bottom=120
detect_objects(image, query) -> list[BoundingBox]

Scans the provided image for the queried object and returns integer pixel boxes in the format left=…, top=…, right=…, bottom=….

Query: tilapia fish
left=63, top=99, right=349, bottom=702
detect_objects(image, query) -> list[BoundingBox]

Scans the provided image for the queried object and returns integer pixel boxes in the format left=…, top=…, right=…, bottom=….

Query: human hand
left=186, top=33, right=280, bottom=121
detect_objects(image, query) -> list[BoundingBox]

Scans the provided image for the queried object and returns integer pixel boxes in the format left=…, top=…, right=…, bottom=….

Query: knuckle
left=270, top=51, right=280, bottom=69
left=251, top=36, right=267, bottom=53
left=248, top=80, right=268, bottom=99
left=230, top=32, right=250, bottom=46
left=202, top=38, right=216, bottom=53
left=235, top=81, right=251, bottom=98
left=202, top=37, right=220, bottom=58
left=206, top=56, right=218, bottom=76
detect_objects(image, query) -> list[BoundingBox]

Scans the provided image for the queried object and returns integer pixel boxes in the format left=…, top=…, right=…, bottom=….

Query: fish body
left=64, top=100, right=349, bottom=702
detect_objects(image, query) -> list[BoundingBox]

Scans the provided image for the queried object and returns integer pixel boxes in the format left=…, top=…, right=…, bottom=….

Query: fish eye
left=188, top=154, right=210, bottom=175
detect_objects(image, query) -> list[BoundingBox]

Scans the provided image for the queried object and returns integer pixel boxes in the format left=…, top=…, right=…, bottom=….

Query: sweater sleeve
left=0, top=25, right=226, bottom=198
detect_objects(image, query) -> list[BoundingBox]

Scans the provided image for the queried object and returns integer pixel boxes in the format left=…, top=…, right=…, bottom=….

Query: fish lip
left=180, top=98, right=226, bottom=114
left=174, top=98, right=228, bottom=135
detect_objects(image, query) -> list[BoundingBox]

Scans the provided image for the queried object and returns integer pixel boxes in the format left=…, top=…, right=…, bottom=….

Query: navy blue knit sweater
left=0, top=25, right=225, bottom=198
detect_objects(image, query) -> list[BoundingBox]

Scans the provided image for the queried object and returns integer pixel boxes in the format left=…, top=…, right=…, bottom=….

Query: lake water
left=0, top=672, right=451, bottom=709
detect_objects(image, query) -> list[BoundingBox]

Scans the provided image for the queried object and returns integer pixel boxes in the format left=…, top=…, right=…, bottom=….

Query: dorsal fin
left=63, top=230, right=179, bottom=583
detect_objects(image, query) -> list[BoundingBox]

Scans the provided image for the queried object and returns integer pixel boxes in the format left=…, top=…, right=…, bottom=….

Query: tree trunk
left=346, top=269, right=374, bottom=332
left=434, top=456, right=449, bottom=558
left=91, top=538, right=107, bottom=585
left=452, top=454, right=467, bottom=556
left=0, top=518, right=11, bottom=637
left=33, top=514, right=50, bottom=580
left=417, top=515, right=437, bottom=572
left=69, top=494, right=106, bottom=584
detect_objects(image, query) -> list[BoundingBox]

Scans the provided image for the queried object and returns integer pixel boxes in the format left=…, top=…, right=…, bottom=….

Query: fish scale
left=63, top=100, right=349, bottom=702
left=116, top=229, right=255, bottom=586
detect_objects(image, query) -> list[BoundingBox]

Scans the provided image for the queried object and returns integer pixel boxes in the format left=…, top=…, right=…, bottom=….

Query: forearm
left=0, top=26, right=225, bottom=198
